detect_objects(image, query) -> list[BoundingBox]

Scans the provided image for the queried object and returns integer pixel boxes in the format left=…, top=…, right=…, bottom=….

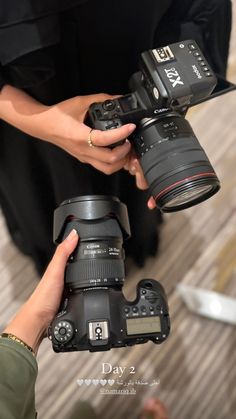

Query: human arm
left=3, top=229, right=79, bottom=354
left=0, top=229, right=78, bottom=419
left=0, top=84, right=136, bottom=174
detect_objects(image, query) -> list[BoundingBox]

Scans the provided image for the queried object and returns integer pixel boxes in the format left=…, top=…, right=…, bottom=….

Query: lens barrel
left=53, top=195, right=131, bottom=289
left=133, top=114, right=220, bottom=212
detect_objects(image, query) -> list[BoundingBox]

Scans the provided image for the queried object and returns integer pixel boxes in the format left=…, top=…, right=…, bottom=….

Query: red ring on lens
left=154, top=172, right=217, bottom=202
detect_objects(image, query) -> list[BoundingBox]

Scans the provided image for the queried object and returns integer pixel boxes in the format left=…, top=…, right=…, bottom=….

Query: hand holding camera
left=48, top=195, right=170, bottom=352
left=88, top=40, right=221, bottom=212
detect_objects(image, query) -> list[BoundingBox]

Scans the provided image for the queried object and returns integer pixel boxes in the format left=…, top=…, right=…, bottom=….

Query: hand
left=4, top=229, right=79, bottom=354
left=140, top=398, right=169, bottom=419
left=0, top=86, right=136, bottom=175
left=124, top=153, right=156, bottom=209
left=44, top=93, right=136, bottom=174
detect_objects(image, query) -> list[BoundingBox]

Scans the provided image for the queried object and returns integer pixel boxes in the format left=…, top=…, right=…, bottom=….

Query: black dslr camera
left=48, top=195, right=170, bottom=352
left=88, top=40, right=221, bottom=212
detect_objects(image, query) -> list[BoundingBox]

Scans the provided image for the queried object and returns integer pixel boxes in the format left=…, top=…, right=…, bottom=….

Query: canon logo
left=192, top=65, right=202, bottom=79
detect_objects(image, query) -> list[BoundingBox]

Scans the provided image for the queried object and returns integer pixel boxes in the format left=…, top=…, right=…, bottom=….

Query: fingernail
left=65, top=229, right=78, bottom=241
left=148, top=201, right=155, bottom=210
left=128, top=124, right=136, bottom=133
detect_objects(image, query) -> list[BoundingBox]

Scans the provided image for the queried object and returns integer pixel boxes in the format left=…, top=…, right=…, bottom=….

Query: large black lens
left=53, top=195, right=131, bottom=289
left=132, top=114, right=220, bottom=212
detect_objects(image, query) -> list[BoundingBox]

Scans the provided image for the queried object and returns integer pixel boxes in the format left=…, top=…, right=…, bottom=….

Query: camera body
left=49, top=279, right=169, bottom=352
left=88, top=40, right=220, bottom=213
left=48, top=196, right=170, bottom=352
left=88, top=40, right=217, bottom=130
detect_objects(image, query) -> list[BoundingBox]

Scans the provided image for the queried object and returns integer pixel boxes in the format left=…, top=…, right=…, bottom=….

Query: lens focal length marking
left=78, top=242, right=122, bottom=259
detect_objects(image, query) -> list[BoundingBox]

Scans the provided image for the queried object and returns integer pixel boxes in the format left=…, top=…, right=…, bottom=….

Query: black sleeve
left=0, top=14, right=60, bottom=91
left=0, top=67, right=6, bottom=90
left=155, top=0, right=232, bottom=76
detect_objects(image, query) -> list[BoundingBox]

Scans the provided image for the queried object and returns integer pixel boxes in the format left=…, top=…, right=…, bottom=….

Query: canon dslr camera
left=88, top=40, right=220, bottom=212
left=48, top=195, right=170, bottom=352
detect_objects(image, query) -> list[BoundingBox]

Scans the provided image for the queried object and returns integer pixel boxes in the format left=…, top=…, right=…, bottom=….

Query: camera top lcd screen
left=126, top=316, right=161, bottom=335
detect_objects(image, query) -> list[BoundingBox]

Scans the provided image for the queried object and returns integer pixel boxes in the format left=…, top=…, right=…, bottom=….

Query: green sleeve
left=0, top=339, right=38, bottom=419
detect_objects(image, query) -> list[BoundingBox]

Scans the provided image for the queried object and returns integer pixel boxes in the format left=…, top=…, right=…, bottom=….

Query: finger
left=147, top=196, right=156, bottom=210
left=127, top=159, right=149, bottom=190
left=82, top=139, right=131, bottom=164
left=41, top=229, right=79, bottom=285
left=86, top=155, right=129, bottom=175
left=91, top=124, right=136, bottom=147
left=135, top=170, right=149, bottom=190
left=142, top=399, right=168, bottom=419
left=29, top=230, right=79, bottom=314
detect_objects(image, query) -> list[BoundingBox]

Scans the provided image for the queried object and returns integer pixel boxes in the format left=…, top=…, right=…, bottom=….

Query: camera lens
left=132, top=114, right=220, bottom=212
left=53, top=195, right=131, bottom=289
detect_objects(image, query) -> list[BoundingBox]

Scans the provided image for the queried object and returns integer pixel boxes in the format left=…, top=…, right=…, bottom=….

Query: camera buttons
left=124, top=307, right=130, bottom=314
left=53, top=321, right=74, bottom=343
left=103, top=100, right=116, bottom=111
left=188, top=43, right=196, bottom=50
left=132, top=307, right=138, bottom=313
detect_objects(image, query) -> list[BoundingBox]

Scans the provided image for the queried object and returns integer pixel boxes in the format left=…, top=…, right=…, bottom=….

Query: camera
left=88, top=40, right=221, bottom=212
left=48, top=195, right=170, bottom=352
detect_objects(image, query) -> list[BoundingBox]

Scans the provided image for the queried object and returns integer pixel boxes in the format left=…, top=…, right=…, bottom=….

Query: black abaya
left=0, top=0, right=232, bottom=274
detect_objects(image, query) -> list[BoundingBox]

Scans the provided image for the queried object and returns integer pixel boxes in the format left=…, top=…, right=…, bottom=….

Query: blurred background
left=0, top=3, right=236, bottom=419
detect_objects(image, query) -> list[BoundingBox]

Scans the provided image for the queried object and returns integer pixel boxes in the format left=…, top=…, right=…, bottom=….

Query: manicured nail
left=65, top=229, right=78, bottom=241
left=128, top=124, right=136, bottom=133
left=125, top=139, right=131, bottom=145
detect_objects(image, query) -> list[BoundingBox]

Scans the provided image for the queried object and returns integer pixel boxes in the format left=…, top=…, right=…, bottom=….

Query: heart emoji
left=100, top=379, right=107, bottom=386
left=92, top=379, right=99, bottom=386
left=85, top=379, right=91, bottom=386
left=108, top=379, right=115, bottom=386
left=76, top=379, right=84, bottom=386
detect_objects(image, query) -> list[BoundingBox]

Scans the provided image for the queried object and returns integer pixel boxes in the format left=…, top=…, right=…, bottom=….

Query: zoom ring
left=65, top=259, right=125, bottom=288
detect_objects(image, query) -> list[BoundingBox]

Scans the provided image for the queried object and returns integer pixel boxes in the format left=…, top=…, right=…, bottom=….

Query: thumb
left=46, top=229, right=79, bottom=281
left=40, top=229, right=79, bottom=288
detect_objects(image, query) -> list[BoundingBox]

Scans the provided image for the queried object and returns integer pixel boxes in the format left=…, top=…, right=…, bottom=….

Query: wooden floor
left=1, top=8, right=236, bottom=419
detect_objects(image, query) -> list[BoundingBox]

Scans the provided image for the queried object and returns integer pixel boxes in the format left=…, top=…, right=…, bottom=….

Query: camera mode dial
left=53, top=321, right=74, bottom=343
